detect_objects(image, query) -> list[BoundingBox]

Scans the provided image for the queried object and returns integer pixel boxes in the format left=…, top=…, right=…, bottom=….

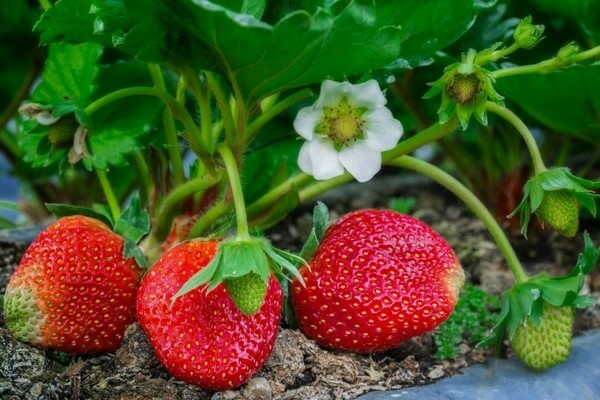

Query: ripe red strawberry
left=3, top=215, right=143, bottom=354
left=292, top=209, right=464, bottom=353
left=136, top=240, right=282, bottom=391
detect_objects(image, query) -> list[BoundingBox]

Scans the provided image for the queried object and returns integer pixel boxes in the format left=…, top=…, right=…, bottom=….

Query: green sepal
left=298, top=201, right=330, bottom=262
left=173, top=236, right=307, bottom=313
left=114, top=192, right=150, bottom=245
left=509, top=167, right=600, bottom=237
left=479, top=232, right=600, bottom=349
left=45, top=203, right=114, bottom=227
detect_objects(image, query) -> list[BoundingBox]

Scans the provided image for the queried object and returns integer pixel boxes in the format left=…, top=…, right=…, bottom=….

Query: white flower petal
left=299, top=138, right=344, bottom=180
left=315, top=80, right=352, bottom=108
left=347, top=79, right=387, bottom=108
left=339, top=142, right=382, bottom=183
left=36, top=111, right=61, bottom=126
left=293, top=106, right=323, bottom=140
left=362, top=107, right=404, bottom=151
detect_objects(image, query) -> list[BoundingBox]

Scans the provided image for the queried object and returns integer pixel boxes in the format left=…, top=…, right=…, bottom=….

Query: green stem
left=246, top=88, right=313, bottom=140
left=0, top=131, right=22, bottom=159
left=0, top=200, right=20, bottom=212
left=475, top=43, right=520, bottom=65
left=148, top=65, right=187, bottom=185
left=206, top=72, right=236, bottom=145
left=217, top=144, right=250, bottom=240
left=464, top=48, right=477, bottom=65
left=131, top=151, right=154, bottom=205
left=95, top=169, right=120, bottom=220
left=187, top=196, right=232, bottom=239
left=0, top=215, right=16, bottom=229
left=246, top=173, right=313, bottom=218
left=155, top=173, right=221, bottom=240
left=182, top=68, right=213, bottom=154
left=389, top=156, right=529, bottom=284
left=38, top=0, right=51, bottom=10
left=486, top=102, right=547, bottom=175
left=493, top=45, right=600, bottom=79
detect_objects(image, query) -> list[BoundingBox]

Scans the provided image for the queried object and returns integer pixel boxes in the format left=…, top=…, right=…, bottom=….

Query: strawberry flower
left=293, top=80, right=403, bottom=183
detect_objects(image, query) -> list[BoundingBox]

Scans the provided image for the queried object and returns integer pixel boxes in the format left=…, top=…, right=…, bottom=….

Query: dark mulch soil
left=1, top=176, right=599, bottom=400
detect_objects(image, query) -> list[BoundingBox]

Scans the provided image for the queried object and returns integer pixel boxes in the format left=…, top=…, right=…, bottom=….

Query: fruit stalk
left=217, top=144, right=250, bottom=240
left=95, top=169, right=120, bottom=220
left=389, top=155, right=529, bottom=284
left=486, top=101, right=547, bottom=176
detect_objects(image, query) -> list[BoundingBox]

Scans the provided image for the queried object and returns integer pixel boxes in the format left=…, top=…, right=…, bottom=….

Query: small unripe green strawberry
left=511, top=303, right=573, bottom=370
left=47, top=115, right=79, bottom=147
left=225, top=273, right=267, bottom=315
left=536, top=190, right=579, bottom=237
left=447, top=73, right=481, bottom=104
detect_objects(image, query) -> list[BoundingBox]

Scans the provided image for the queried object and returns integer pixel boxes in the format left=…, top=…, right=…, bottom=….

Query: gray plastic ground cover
left=358, top=329, right=600, bottom=400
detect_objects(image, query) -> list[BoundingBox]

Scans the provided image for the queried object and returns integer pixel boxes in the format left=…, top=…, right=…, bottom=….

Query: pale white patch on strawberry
left=3, top=284, right=45, bottom=345
left=294, top=80, right=403, bottom=183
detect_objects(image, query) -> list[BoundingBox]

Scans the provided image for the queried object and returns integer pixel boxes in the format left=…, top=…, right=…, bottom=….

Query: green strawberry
left=224, top=273, right=267, bottom=315
left=536, top=190, right=579, bottom=237
left=47, top=115, right=79, bottom=147
left=511, top=302, right=574, bottom=370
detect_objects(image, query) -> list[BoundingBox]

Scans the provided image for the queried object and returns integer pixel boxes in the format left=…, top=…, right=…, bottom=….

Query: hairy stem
left=217, top=144, right=249, bottom=240
left=389, top=155, right=528, bottom=284
left=95, top=169, right=120, bottom=220
left=187, top=195, right=232, bottom=239
left=486, top=102, right=547, bottom=175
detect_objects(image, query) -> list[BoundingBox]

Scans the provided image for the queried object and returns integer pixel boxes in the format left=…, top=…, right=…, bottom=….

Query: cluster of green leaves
left=433, top=284, right=500, bottom=359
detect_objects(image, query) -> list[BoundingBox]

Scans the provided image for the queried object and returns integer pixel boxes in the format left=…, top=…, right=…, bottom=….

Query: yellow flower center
left=321, top=98, right=365, bottom=148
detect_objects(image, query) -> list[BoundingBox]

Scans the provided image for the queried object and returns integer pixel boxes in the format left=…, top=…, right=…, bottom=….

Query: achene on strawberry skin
left=3, top=215, right=143, bottom=354
left=136, top=240, right=282, bottom=391
left=292, top=209, right=464, bottom=353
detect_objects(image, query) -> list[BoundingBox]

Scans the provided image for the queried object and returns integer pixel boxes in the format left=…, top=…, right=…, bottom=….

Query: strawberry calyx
left=480, top=232, right=600, bottom=351
left=45, top=191, right=150, bottom=268
left=174, top=236, right=305, bottom=315
left=509, top=167, right=600, bottom=238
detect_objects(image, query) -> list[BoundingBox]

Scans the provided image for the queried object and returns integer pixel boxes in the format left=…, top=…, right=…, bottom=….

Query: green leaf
left=45, top=203, right=114, bottom=227
left=571, top=232, right=600, bottom=277
left=313, top=201, right=330, bottom=240
left=114, top=192, right=150, bottom=244
left=32, top=42, right=103, bottom=108
left=497, top=65, right=600, bottom=147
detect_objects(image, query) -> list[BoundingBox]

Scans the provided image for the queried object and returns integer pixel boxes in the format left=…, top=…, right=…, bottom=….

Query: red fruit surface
left=3, top=215, right=143, bottom=354
left=291, top=209, right=464, bottom=353
left=136, top=240, right=282, bottom=391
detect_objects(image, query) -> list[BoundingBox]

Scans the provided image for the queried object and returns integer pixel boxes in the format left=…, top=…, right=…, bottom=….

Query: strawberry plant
left=1, top=0, right=600, bottom=395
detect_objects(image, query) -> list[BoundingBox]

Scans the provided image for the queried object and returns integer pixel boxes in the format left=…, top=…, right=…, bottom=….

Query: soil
left=1, top=176, right=599, bottom=400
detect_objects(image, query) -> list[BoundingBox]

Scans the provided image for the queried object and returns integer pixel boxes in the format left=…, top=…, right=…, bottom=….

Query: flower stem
left=246, top=88, right=313, bottom=141
left=95, top=169, right=120, bottom=221
left=389, top=155, right=529, bottom=284
left=155, top=173, right=222, bottom=240
left=206, top=72, right=236, bottom=145
left=187, top=195, right=232, bottom=239
left=38, top=0, right=51, bottom=10
left=131, top=151, right=153, bottom=206
left=246, top=173, right=313, bottom=218
left=217, top=144, right=250, bottom=240
left=485, top=101, right=547, bottom=175
left=475, top=43, right=521, bottom=65
left=182, top=67, right=214, bottom=154
left=492, top=45, right=600, bottom=79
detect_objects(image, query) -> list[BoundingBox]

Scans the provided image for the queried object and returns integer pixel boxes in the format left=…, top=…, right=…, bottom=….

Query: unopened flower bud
left=556, top=42, right=579, bottom=62
left=514, top=16, right=544, bottom=49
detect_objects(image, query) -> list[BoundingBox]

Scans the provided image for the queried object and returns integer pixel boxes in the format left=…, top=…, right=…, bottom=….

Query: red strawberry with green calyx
left=136, top=240, right=282, bottom=390
left=3, top=215, right=143, bottom=354
left=292, top=209, right=464, bottom=353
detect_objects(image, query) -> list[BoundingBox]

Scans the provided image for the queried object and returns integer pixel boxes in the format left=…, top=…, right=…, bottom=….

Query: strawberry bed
left=1, top=176, right=599, bottom=400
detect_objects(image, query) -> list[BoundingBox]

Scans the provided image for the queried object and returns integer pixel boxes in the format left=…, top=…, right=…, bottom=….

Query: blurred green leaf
left=497, top=64, right=600, bottom=146
left=530, top=0, right=600, bottom=40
